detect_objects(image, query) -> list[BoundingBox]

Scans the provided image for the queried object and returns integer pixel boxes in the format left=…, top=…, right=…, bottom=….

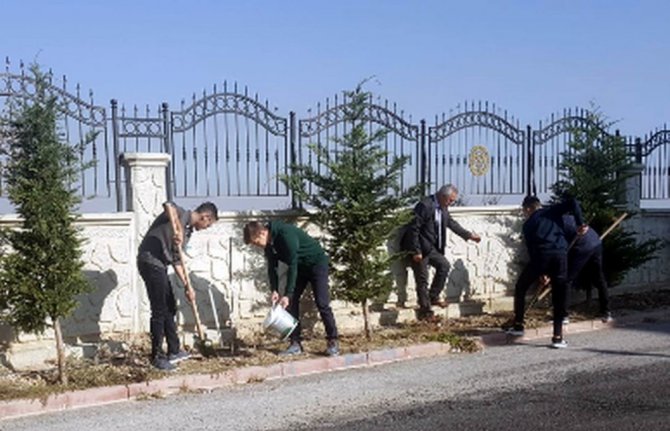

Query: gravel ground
left=2, top=309, right=669, bottom=431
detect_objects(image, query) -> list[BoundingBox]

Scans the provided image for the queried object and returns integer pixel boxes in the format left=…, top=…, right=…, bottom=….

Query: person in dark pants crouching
left=401, top=184, right=481, bottom=321
left=562, top=214, right=611, bottom=323
left=508, top=196, right=587, bottom=348
left=137, top=201, right=218, bottom=371
left=244, top=220, right=340, bottom=357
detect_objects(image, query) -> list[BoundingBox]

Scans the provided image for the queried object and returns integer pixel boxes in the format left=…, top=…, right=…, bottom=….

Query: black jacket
left=562, top=214, right=601, bottom=255
left=137, top=202, right=193, bottom=268
left=523, top=198, right=584, bottom=263
left=401, top=195, right=471, bottom=255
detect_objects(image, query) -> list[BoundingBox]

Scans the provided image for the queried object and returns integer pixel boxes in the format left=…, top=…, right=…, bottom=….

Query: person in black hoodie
left=508, top=196, right=587, bottom=348
left=562, top=214, right=612, bottom=322
left=401, top=184, right=481, bottom=321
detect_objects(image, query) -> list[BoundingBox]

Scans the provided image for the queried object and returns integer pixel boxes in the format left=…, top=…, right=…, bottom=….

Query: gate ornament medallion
left=468, top=145, right=490, bottom=176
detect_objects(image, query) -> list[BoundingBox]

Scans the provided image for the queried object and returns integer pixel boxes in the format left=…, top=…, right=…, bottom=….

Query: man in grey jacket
left=137, top=201, right=218, bottom=370
left=401, top=184, right=480, bottom=320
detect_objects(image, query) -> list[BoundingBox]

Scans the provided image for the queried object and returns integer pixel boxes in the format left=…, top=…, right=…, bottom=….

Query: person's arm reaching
left=446, top=214, right=481, bottom=243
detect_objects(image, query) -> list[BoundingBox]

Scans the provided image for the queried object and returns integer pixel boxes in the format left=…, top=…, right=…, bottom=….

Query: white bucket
left=263, top=304, right=298, bottom=340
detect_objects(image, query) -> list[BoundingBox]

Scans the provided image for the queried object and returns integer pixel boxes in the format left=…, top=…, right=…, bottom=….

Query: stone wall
left=619, top=209, right=670, bottom=289
left=1, top=152, right=669, bottom=369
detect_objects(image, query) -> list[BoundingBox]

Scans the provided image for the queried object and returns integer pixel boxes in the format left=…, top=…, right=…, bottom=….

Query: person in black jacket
left=401, top=184, right=481, bottom=320
left=562, top=215, right=611, bottom=322
left=508, top=196, right=587, bottom=348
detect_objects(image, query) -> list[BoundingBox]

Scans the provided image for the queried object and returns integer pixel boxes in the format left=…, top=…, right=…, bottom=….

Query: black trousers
left=137, top=260, right=180, bottom=360
left=288, top=264, right=338, bottom=342
left=568, top=245, right=609, bottom=314
left=514, top=252, right=568, bottom=338
left=409, top=248, right=451, bottom=314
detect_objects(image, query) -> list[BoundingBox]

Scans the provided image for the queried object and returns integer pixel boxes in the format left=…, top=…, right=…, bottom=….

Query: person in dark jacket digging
left=401, top=184, right=481, bottom=321
left=137, top=201, right=219, bottom=371
left=562, top=214, right=612, bottom=323
left=507, top=196, right=587, bottom=349
left=243, top=220, right=340, bottom=357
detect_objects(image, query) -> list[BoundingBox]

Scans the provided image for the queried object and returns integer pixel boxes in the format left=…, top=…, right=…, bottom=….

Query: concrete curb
left=0, top=342, right=450, bottom=421
left=2, top=309, right=668, bottom=421
left=477, top=308, right=670, bottom=347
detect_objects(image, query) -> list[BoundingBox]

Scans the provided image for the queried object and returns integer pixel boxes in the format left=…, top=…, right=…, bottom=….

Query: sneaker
left=279, top=341, right=303, bottom=356
left=152, top=357, right=176, bottom=371
left=562, top=316, right=570, bottom=325
left=551, top=337, right=568, bottom=349
left=430, top=299, right=448, bottom=308
left=601, top=312, right=613, bottom=323
left=168, top=350, right=191, bottom=364
left=505, top=325, right=525, bottom=337
left=325, top=340, right=340, bottom=357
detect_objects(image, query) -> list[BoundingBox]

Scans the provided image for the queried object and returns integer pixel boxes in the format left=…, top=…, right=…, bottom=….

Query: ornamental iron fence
left=0, top=58, right=668, bottom=212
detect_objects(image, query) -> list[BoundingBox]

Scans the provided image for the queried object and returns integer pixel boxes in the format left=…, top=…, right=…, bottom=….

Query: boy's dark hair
left=521, top=195, right=542, bottom=210
left=195, top=202, right=219, bottom=220
left=243, top=221, right=267, bottom=244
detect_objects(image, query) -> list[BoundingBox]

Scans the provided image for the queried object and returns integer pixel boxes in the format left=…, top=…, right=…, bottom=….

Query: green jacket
left=264, top=220, right=328, bottom=296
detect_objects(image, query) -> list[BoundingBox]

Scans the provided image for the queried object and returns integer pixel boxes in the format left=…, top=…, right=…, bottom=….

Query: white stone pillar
left=620, top=163, right=645, bottom=212
left=121, top=152, right=171, bottom=332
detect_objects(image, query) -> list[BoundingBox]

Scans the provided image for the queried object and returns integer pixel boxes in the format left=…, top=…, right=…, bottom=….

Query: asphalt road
left=2, top=318, right=669, bottom=431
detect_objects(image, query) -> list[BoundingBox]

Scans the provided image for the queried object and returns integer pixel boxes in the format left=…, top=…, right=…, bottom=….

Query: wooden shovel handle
left=599, top=213, right=628, bottom=240
left=163, top=203, right=205, bottom=341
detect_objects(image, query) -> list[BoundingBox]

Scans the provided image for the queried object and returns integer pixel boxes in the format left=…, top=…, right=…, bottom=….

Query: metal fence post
left=110, top=99, right=123, bottom=211
left=289, top=111, right=298, bottom=209
left=161, top=102, right=173, bottom=201
left=526, top=124, right=533, bottom=196
left=420, top=119, right=427, bottom=194
left=635, top=137, right=643, bottom=163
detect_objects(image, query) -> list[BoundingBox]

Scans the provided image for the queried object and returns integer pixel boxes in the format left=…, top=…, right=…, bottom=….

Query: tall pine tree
left=284, top=83, right=422, bottom=339
left=550, top=111, right=661, bottom=288
left=0, top=66, right=91, bottom=384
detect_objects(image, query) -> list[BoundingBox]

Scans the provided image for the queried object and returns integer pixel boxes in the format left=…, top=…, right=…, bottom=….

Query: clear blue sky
left=2, top=0, right=668, bottom=135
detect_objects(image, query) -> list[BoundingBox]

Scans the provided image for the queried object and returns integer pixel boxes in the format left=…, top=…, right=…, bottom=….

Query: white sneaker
left=505, top=326, right=525, bottom=337
left=551, top=337, right=568, bottom=349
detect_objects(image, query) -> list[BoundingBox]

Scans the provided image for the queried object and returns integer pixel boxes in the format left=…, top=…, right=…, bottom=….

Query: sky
left=2, top=0, right=669, bottom=136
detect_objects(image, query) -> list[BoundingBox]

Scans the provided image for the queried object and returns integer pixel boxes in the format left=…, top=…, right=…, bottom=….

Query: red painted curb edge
left=1, top=310, right=666, bottom=421
left=0, top=342, right=447, bottom=421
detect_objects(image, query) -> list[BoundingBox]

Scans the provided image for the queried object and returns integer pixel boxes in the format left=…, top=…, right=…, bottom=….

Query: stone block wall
left=1, top=152, right=669, bottom=369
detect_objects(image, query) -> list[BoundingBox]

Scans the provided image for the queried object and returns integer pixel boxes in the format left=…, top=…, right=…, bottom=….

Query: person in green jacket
left=244, top=220, right=340, bottom=356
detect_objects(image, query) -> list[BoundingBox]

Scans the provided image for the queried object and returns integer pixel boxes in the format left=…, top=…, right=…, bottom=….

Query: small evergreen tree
left=0, top=66, right=92, bottom=384
left=550, top=111, right=661, bottom=287
left=284, top=83, right=422, bottom=339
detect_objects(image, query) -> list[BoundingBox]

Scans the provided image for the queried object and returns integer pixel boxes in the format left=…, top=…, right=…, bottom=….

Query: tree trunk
left=54, top=317, right=68, bottom=385
left=362, top=299, right=371, bottom=340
